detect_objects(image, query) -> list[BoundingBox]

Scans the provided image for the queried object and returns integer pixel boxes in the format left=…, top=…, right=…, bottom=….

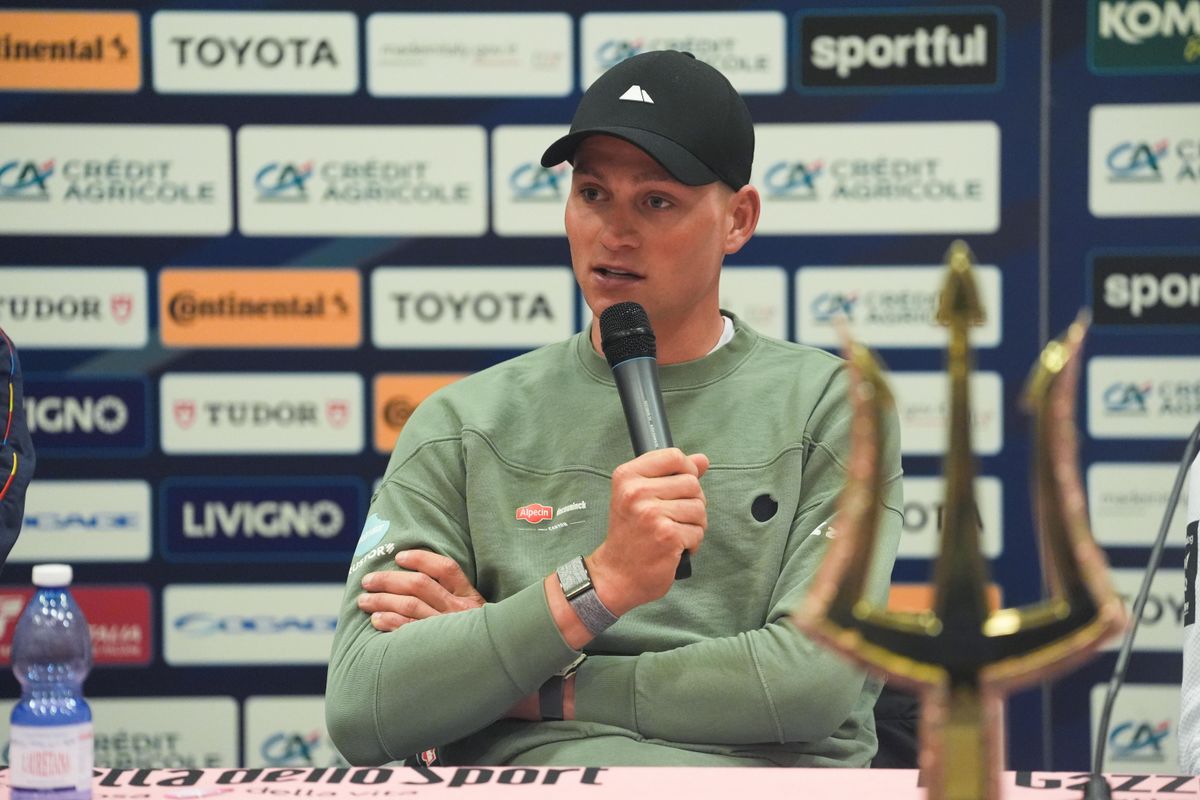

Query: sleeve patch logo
left=353, top=512, right=391, bottom=557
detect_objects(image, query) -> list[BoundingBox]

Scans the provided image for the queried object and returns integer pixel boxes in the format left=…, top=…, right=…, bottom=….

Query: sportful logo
left=1092, top=253, right=1200, bottom=326
left=797, top=11, right=1001, bottom=90
left=619, top=84, right=654, bottom=103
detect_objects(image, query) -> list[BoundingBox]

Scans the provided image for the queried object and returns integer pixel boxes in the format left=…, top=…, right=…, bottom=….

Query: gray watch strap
left=556, top=556, right=618, bottom=637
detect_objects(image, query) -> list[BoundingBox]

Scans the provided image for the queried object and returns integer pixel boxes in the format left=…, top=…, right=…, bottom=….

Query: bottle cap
left=32, top=564, right=73, bottom=587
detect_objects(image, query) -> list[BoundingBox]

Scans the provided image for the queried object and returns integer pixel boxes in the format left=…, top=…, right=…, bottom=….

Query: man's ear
left=723, top=185, right=761, bottom=255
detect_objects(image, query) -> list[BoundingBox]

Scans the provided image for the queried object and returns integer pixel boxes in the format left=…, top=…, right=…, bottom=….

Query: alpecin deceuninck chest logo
left=515, top=503, right=553, bottom=524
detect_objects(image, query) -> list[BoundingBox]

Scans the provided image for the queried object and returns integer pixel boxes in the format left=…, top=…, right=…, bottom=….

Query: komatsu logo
left=182, top=500, right=343, bottom=538
left=1098, top=1, right=1200, bottom=44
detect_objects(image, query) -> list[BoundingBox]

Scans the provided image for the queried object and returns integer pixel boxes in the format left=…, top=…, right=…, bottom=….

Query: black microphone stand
left=1083, top=418, right=1200, bottom=800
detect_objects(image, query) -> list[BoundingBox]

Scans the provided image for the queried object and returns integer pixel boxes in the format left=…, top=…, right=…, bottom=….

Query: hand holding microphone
left=587, top=303, right=702, bottom=609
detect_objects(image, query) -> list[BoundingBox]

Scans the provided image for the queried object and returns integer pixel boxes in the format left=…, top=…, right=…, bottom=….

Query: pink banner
left=0, top=767, right=1194, bottom=799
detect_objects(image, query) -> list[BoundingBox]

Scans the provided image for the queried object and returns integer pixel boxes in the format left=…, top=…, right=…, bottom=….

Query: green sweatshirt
left=326, top=316, right=903, bottom=767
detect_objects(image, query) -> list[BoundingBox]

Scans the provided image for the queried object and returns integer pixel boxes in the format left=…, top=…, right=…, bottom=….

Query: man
left=327, top=50, right=903, bottom=767
left=0, top=326, right=34, bottom=567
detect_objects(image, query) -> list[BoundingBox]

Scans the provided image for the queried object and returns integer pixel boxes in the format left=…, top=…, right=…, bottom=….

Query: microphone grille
left=599, top=302, right=656, bottom=367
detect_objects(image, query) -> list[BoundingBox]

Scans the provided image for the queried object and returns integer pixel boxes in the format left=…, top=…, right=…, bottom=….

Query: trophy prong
left=794, top=244, right=1124, bottom=800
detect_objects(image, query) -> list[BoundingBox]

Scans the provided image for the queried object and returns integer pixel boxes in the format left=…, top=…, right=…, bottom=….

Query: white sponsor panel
left=1103, top=568, right=1184, bottom=652
left=1088, top=357, right=1200, bottom=439
left=891, top=372, right=1004, bottom=455
left=1088, top=463, right=1191, bottom=547
left=580, top=12, right=787, bottom=94
left=372, top=267, right=575, bottom=348
left=1090, top=103, right=1200, bottom=217
left=0, top=124, right=231, bottom=236
left=152, top=12, right=358, bottom=94
left=0, top=268, right=147, bottom=349
left=720, top=267, right=788, bottom=341
left=237, top=125, right=487, bottom=236
left=1089, top=681, right=1180, bottom=777
left=1091, top=683, right=1181, bottom=773
left=160, top=373, right=363, bottom=455
left=164, top=584, right=343, bottom=666
left=577, top=267, right=786, bottom=340
left=11, top=480, right=151, bottom=563
left=492, top=125, right=571, bottom=237
left=367, top=13, right=571, bottom=97
left=897, top=476, right=1003, bottom=559
left=754, top=122, right=1000, bottom=234
left=0, top=697, right=238, bottom=769
left=244, top=696, right=349, bottom=768
left=796, top=265, right=1002, bottom=348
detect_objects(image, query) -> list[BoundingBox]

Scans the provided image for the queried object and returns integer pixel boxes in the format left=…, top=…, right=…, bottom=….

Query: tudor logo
left=325, top=400, right=349, bottom=428
left=110, top=293, right=133, bottom=323
left=516, top=503, right=553, bottom=524
left=174, top=400, right=196, bottom=429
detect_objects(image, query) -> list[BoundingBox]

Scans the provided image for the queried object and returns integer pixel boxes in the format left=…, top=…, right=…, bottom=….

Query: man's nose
left=598, top=207, right=640, bottom=250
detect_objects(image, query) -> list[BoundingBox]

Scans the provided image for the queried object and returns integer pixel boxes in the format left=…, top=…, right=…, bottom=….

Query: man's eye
left=580, top=187, right=601, bottom=201
left=647, top=195, right=672, bottom=209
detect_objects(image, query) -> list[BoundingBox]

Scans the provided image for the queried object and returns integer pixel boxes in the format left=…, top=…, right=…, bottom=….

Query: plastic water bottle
left=9, top=563, right=94, bottom=800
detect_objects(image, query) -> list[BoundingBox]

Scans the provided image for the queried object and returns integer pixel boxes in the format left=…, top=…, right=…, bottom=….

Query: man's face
left=564, top=135, right=737, bottom=336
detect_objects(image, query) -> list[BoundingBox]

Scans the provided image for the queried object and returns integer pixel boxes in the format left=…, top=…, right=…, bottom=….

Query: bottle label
left=9, top=722, right=94, bottom=791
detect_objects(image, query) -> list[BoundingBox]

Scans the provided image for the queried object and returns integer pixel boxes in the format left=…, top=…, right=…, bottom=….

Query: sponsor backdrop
left=0, top=0, right=1195, bottom=772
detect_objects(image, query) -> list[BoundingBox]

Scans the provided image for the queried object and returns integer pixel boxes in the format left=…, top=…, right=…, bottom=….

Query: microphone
left=598, top=301, right=690, bottom=580
left=1182, top=444, right=1200, bottom=774
left=1085, top=416, right=1200, bottom=798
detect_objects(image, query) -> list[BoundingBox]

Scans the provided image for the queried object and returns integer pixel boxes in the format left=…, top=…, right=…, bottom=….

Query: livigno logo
left=1090, top=0, right=1200, bottom=74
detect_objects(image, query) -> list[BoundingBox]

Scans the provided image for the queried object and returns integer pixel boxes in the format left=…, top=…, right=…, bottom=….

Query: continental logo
left=160, top=269, right=361, bottom=348
left=0, top=11, right=140, bottom=92
left=373, top=374, right=466, bottom=453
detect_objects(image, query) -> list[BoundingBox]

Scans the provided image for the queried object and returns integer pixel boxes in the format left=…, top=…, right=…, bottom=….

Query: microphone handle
left=612, top=357, right=691, bottom=579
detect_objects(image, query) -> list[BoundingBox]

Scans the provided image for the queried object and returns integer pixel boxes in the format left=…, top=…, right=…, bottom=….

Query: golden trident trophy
left=794, top=241, right=1126, bottom=800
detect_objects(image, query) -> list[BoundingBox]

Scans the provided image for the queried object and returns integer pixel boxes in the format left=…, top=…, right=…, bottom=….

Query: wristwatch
left=556, top=555, right=619, bottom=637
left=539, top=652, right=586, bottom=721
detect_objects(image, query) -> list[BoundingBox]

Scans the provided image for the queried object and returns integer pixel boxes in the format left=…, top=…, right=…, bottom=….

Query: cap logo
left=618, top=84, right=654, bottom=104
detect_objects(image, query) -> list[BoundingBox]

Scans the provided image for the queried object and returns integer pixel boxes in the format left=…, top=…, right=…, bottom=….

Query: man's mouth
left=595, top=267, right=642, bottom=280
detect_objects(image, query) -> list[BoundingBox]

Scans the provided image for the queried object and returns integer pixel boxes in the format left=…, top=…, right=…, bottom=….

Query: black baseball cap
left=541, top=50, right=754, bottom=190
